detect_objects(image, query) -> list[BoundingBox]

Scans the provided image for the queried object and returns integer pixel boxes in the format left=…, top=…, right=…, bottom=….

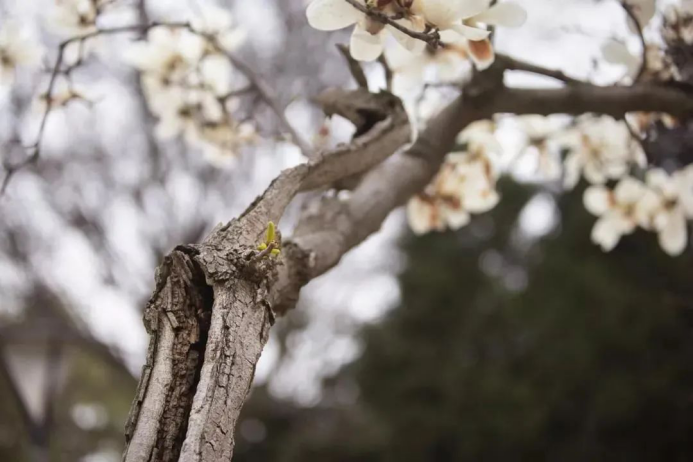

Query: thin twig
left=218, top=46, right=315, bottom=158
left=622, top=115, right=650, bottom=163
left=2, top=19, right=316, bottom=194
left=1, top=21, right=190, bottom=195
left=343, top=0, right=441, bottom=48
left=496, top=53, right=586, bottom=85
left=620, top=1, right=647, bottom=81
left=378, top=53, right=394, bottom=92
left=337, top=44, right=369, bottom=90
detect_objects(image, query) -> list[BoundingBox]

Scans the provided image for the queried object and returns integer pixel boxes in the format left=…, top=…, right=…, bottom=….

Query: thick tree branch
left=123, top=61, right=693, bottom=461
left=487, top=84, right=693, bottom=118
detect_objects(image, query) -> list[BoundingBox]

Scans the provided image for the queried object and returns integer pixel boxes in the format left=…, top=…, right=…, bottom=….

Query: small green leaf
left=266, top=221, right=276, bottom=244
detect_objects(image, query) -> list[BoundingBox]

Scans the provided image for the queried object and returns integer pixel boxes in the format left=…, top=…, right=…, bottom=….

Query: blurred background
left=2, top=0, right=693, bottom=461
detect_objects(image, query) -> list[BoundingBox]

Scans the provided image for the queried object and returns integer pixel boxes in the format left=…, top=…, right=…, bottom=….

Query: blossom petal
left=562, top=151, right=582, bottom=190
left=306, top=0, right=362, bottom=31
left=415, top=0, right=480, bottom=27
left=350, top=25, right=385, bottom=61
left=583, top=186, right=610, bottom=216
left=456, top=0, right=493, bottom=19
left=591, top=215, right=623, bottom=251
left=466, top=38, right=494, bottom=69
left=635, top=189, right=662, bottom=229
left=658, top=209, right=688, bottom=256
left=601, top=40, right=639, bottom=74
left=466, top=188, right=500, bottom=213
left=452, top=23, right=491, bottom=41
left=389, top=17, right=426, bottom=54
left=614, top=177, right=644, bottom=204
left=407, top=197, right=435, bottom=234
left=444, top=206, right=471, bottom=229
left=472, top=2, right=527, bottom=27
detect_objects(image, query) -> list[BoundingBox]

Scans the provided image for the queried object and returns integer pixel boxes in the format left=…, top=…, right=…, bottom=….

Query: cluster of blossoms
left=1, top=0, right=255, bottom=163
left=406, top=112, right=693, bottom=256
left=407, top=121, right=500, bottom=234
left=123, top=12, right=255, bottom=162
left=306, top=0, right=526, bottom=69
left=559, top=116, right=647, bottom=190
left=0, top=21, right=43, bottom=85
left=585, top=167, right=693, bottom=256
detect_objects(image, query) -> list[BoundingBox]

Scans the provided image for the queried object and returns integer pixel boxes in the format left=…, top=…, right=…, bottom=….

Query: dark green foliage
left=237, top=180, right=693, bottom=461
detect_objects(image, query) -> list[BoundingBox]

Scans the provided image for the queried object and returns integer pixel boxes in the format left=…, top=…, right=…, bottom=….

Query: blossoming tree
left=1, top=0, right=693, bottom=460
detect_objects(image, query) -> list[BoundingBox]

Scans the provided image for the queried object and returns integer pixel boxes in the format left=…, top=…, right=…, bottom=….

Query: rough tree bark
left=122, top=62, right=693, bottom=461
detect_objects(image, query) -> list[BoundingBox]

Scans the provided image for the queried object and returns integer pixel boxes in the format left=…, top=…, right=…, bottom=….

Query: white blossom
left=584, top=176, right=646, bottom=251
left=516, top=115, right=564, bottom=181
left=386, top=30, right=470, bottom=91
left=306, top=0, right=426, bottom=61
left=407, top=194, right=470, bottom=234
left=190, top=3, right=247, bottom=52
left=47, top=0, right=100, bottom=37
left=561, top=116, right=645, bottom=190
left=407, top=120, right=500, bottom=234
left=123, top=22, right=252, bottom=162
left=0, top=21, right=43, bottom=85
left=412, top=0, right=526, bottom=68
left=601, top=40, right=639, bottom=77
left=636, top=167, right=693, bottom=256
left=196, top=121, right=257, bottom=165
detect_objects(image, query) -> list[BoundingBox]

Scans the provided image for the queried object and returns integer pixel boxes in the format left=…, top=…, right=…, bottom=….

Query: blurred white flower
left=0, top=21, right=43, bottom=85
left=33, top=79, right=90, bottom=114
left=124, top=27, right=206, bottom=83
left=199, top=53, right=235, bottom=96
left=48, top=0, right=100, bottom=37
left=124, top=27, right=208, bottom=115
left=155, top=89, right=223, bottom=141
left=306, top=0, right=426, bottom=61
left=636, top=167, right=693, bottom=255
left=602, top=40, right=674, bottom=82
left=407, top=193, right=470, bottom=234
left=516, top=115, right=563, bottom=181
left=561, top=116, right=645, bottom=189
left=196, top=121, right=257, bottom=166
left=584, top=176, right=646, bottom=251
left=191, top=3, right=247, bottom=52
left=407, top=120, right=500, bottom=234
left=601, top=39, right=639, bottom=76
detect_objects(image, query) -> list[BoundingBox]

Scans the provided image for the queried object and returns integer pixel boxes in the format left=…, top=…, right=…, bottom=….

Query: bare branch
left=378, top=52, right=394, bottom=92
left=337, top=44, right=370, bottom=90
left=1, top=20, right=314, bottom=194
left=496, top=53, right=586, bottom=85
left=342, top=0, right=441, bottom=48
left=620, top=0, right=648, bottom=81
left=219, top=48, right=315, bottom=158
left=0, top=21, right=189, bottom=195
